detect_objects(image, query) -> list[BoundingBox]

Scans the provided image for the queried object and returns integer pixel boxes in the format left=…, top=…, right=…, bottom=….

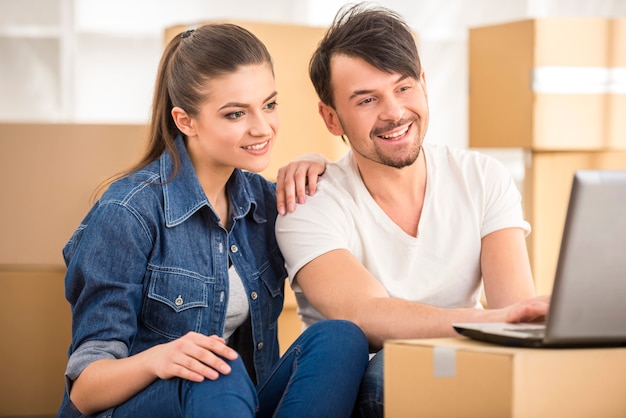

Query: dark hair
left=309, top=2, right=421, bottom=108
left=94, top=23, right=273, bottom=200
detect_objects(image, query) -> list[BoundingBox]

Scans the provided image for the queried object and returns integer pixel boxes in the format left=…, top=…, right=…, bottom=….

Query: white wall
left=1, top=0, right=625, bottom=153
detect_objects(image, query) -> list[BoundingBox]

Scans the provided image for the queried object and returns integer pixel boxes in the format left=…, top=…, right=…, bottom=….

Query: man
left=275, top=3, right=549, bottom=417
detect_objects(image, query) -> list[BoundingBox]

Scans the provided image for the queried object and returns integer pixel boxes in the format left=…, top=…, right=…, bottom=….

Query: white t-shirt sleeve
left=275, top=181, right=352, bottom=289
left=479, top=156, right=530, bottom=238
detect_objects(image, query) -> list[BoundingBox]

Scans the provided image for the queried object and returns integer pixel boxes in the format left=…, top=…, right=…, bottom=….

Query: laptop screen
left=546, top=170, right=626, bottom=344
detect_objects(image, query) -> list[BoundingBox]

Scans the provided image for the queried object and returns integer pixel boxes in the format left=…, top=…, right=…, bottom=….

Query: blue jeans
left=256, top=320, right=368, bottom=417
left=352, top=349, right=384, bottom=418
left=86, top=320, right=368, bottom=418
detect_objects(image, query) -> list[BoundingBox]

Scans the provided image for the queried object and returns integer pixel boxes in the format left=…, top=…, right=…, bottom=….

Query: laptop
left=453, top=170, right=626, bottom=348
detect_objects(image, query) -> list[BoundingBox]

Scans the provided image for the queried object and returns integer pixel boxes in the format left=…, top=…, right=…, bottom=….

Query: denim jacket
left=62, top=135, right=286, bottom=392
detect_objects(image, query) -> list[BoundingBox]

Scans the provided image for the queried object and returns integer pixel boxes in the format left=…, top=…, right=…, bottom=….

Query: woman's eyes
left=226, top=111, right=245, bottom=120
left=225, top=102, right=277, bottom=119
left=265, top=101, right=278, bottom=110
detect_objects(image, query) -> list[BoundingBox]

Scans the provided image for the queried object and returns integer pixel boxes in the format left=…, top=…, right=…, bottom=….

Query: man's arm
left=480, top=227, right=537, bottom=308
left=296, top=240, right=548, bottom=350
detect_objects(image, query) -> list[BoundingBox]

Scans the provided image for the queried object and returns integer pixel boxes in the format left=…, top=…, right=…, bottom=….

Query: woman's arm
left=70, top=333, right=238, bottom=415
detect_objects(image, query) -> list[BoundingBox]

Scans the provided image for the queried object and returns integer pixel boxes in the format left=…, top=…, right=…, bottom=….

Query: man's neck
left=354, top=152, right=427, bottom=237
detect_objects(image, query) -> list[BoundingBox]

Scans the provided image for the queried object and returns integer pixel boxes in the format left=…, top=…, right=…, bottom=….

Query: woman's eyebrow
left=220, top=91, right=278, bottom=110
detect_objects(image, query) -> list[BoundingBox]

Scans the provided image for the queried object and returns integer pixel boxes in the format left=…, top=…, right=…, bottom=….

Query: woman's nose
left=249, top=114, right=273, bottom=137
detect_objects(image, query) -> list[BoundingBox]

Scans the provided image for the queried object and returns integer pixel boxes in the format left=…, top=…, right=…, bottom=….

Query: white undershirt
left=223, top=264, right=249, bottom=340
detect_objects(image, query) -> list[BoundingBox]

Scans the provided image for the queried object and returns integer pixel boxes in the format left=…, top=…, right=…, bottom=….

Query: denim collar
left=161, top=135, right=264, bottom=227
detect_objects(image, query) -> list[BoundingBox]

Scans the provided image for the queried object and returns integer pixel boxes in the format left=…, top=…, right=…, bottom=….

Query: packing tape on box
left=433, top=346, right=457, bottom=377
left=532, top=66, right=626, bottom=94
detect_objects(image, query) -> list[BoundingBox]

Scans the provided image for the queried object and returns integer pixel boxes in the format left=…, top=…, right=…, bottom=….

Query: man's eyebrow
left=349, top=89, right=374, bottom=101
left=219, top=91, right=278, bottom=110
left=348, top=74, right=410, bottom=101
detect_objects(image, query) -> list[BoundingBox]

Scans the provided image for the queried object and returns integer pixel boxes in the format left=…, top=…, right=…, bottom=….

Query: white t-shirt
left=275, top=144, right=530, bottom=328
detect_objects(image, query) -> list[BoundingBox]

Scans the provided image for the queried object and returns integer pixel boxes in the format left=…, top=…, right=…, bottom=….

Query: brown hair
left=309, top=2, right=421, bottom=108
left=94, top=23, right=273, bottom=201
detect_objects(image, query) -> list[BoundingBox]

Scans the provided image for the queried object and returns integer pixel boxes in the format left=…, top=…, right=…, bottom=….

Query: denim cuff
left=64, top=339, right=128, bottom=395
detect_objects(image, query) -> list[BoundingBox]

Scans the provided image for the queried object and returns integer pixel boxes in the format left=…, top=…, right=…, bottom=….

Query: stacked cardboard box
left=0, top=123, right=146, bottom=417
left=469, top=18, right=626, bottom=294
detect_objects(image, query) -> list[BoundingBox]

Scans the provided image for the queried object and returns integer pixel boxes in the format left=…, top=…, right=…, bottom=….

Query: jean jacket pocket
left=142, top=266, right=212, bottom=339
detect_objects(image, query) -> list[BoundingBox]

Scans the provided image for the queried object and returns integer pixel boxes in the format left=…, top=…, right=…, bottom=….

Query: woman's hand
left=276, top=153, right=328, bottom=215
left=150, top=332, right=239, bottom=382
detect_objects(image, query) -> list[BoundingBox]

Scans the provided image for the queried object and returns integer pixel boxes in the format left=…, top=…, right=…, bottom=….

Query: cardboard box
left=469, top=18, right=626, bottom=294
left=0, top=123, right=147, bottom=266
left=608, top=18, right=626, bottom=149
left=523, top=150, right=626, bottom=294
left=469, top=18, right=626, bottom=150
left=385, top=338, right=626, bottom=418
left=0, top=123, right=146, bottom=415
left=0, top=268, right=70, bottom=417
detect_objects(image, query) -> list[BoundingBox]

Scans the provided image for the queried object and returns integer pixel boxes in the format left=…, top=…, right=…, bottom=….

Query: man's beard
left=341, top=114, right=424, bottom=169
left=372, top=143, right=422, bottom=169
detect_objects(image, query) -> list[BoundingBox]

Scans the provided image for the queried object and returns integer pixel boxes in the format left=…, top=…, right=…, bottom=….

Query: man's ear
left=318, top=102, right=344, bottom=136
left=419, top=68, right=428, bottom=100
left=171, top=107, right=195, bottom=137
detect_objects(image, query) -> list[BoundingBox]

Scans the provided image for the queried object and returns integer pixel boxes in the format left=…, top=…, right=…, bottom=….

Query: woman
left=57, top=24, right=368, bottom=418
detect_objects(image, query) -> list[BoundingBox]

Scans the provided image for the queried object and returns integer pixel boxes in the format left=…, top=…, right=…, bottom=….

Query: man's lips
left=375, top=123, right=411, bottom=140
